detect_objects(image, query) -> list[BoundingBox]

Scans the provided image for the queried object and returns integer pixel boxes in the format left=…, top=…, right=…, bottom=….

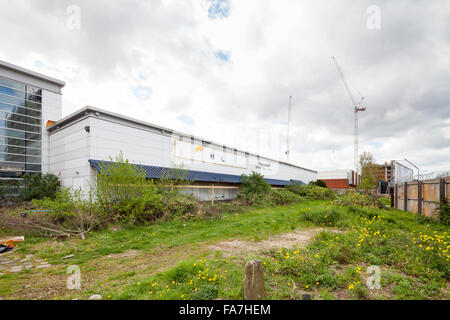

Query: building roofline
left=48, top=105, right=317, bottom=173
left=0, top=60, right=65, bottom=87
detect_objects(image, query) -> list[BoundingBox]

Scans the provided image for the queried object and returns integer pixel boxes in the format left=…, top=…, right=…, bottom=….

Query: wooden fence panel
left=393, top=177, right=449, bottom=218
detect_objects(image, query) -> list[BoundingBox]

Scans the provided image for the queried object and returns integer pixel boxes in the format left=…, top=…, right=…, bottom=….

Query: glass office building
left=0, top=60, right=64, bottom=196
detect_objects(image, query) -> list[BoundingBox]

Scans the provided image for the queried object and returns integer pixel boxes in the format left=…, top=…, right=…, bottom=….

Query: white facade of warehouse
left=48, top=106, right=317, bottom=195
left=1, top=61, right=317, bottom=199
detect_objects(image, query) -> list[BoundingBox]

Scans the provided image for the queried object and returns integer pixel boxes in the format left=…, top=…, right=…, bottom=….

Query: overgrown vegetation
left=309, top=179, right=328, bottom=188
left=20, top=173, right=60, bottom=201
left=435, top=198, right=450, bottom=226
left=359, top=152, right=377, bottom=190
left=1, top=194, right=449, bottom=300
left=286, top=183, right=336, bottom=201
left=87, top=199, right=449, bottom=301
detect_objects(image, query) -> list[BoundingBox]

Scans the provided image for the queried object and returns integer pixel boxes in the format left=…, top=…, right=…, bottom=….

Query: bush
left=0, top=179, right=21, bottom=203
left=95, top=152, right=148, bottom=211
left=7, top=188, right=109, bottom=240
left=435, top=198, right=450, bottom=225
left=20, top=173, right=60, bottom=201
left=300, top=207, right=341, bottom=227
left=334, top=191, right=384, bottom=209
left=240, top=172, right=271, bottom=196
left=269, top=189, right=303, bottom=206
left=112, top=184, right=199, bottom=224
left=286, top=184, right=336, bottom=200
left=309, top=179, right=328, bottom=188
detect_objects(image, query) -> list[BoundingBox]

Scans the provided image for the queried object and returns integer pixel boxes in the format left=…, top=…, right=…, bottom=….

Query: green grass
left=1, top=200, right=449, bottom=300
left=107, top=204, right=450, bottom=300
left=10, top=201, right=325, bottom=265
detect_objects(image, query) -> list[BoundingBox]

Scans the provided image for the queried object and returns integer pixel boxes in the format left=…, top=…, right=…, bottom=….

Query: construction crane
left=331, top=56, right=366, bottom=174
left=285, top=96, right=292, bottom=163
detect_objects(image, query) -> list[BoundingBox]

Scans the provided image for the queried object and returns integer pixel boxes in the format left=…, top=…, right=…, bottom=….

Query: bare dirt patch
left=106, top=250, right=140, bottom=259
left=207, top=228, right=342, bottom=256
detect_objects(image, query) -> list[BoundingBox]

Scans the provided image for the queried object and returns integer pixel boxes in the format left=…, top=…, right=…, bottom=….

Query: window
left=0, top=77, right=42, bottom=182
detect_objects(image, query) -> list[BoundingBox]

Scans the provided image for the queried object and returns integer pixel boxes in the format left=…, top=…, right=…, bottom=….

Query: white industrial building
left=0, top=60, right=317, bottom=201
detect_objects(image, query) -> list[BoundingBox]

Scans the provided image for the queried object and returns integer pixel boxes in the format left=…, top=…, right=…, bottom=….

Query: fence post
left=243, top=260, right=266, bottom=300
left=417, top=181, right=422, bottom=215
left=211, top=184, right=215, bottom=204
left=394, top=184, right=398, bottom=209
left=440, top=178, right=446, bottom=204
left=404, top=182, right=408, bottom=212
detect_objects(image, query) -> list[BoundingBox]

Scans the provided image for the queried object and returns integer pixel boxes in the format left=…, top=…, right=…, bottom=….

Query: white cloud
left=0, top=0, right=448, bottom=174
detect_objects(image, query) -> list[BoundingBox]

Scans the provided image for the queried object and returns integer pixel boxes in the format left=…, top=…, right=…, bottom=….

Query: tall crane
left=331, top=56, right=366, bottom=174
left=285, top=95, right=292, bottom=163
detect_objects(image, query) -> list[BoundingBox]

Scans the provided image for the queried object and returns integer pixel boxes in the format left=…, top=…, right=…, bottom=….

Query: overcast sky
left=0, top=0, right=448, bottom=175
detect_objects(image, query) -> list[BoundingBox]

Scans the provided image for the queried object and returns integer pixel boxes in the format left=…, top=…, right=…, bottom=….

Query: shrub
left=334, top=191, right=384, bottom=209
left=287, top=184, right=336, bottom=200
left=269, top=189, right=303, bottom=206
left=309, top=179, right=328, bottom=188
left=112, top=185, right=199, bottom=224
left=300, top=207, right=341, bottom=227
left=435, top=198, right=450, bottom=225
left=240, top=172, right=271, bottom=196
left=192, top=284, right=219, bottom=300
left=94, top=152, right=149, bottom=211
left=7, top=188, right=109, bottom=240
left=20, top=173, right=60, bottom=201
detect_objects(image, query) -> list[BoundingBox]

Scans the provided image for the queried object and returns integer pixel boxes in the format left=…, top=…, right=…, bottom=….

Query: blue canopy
left=88, top=159, right=298, bottom=186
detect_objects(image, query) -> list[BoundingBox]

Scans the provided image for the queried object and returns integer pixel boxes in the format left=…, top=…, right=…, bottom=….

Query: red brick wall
left=322, top=179, right=350, bottom=189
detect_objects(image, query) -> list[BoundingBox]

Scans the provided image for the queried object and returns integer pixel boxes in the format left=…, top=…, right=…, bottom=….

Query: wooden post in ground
left=439, top=178, right=446, bottom=203
left=394, top=184, right=398, bottom=209
left=243, top=260, right=266, bottom=300
left=404, top=182, right=408, bottom=212
left=417, top=181, right=422, bottom=215
left=211, top=184, right=215, bottom=204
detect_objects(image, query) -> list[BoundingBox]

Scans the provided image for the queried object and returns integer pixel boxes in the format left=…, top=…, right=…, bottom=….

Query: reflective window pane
left=26, top=155, right=41, bottom=164
left=0, top=128, right=25, bottom=139
left=0, top=171, right=24, bottom=178
left=0, top=145, right=41, bottom=156
left=24, top=100, right=41, bottom=111
left=0, top=153, right=25, bottom=162
left=0, top=137, right=25, bottom=147
left=0, top=86, right=25, bottom=99
left=26, top=94, right=42, bottom=103
left=26, top=164, right=41, bottom=171
left=25, top=132, right=41, bottom=141
left=26, top=148, right=41, bottom=157
left=25, top=140, right=41, bottom=148
left=0, top=94, right=25, bottom=107
left=27, top=86, right=42, bottom=97
left=0, top=161, right=25, bottom=170
left=0, top=103, right=41, bottom=118
left=0, top=77, right=25, bottom=91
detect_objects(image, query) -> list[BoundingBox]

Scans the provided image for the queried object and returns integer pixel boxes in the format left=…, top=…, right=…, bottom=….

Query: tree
left=359, top=152, right=377, bottom=190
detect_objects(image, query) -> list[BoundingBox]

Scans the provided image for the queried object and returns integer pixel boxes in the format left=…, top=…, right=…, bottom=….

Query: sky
left=0, top=0, right=448, bottom=176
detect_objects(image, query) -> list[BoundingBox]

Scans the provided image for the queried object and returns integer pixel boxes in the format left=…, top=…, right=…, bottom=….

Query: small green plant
left=192, top=284, right=219, bottom=300
left=20, top=173, right=60, bottom=201
left=286, top=184, right=336, bottom=200
left=300, top=207, right=341, bottom=227
left=240, top=172, right=271, bottom=196
left=435, top=198, right=450, bottom=225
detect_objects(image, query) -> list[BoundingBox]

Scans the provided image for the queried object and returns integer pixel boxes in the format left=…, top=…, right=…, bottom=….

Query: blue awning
left=88, top=159, right=299, bottom=186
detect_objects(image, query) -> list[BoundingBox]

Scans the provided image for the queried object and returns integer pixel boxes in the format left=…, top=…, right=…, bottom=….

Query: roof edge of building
left=0, top=60, right=65, bottom=87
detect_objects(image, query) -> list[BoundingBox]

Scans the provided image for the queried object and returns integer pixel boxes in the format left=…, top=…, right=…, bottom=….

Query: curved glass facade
left=0, top=76, right=42, bottom=187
